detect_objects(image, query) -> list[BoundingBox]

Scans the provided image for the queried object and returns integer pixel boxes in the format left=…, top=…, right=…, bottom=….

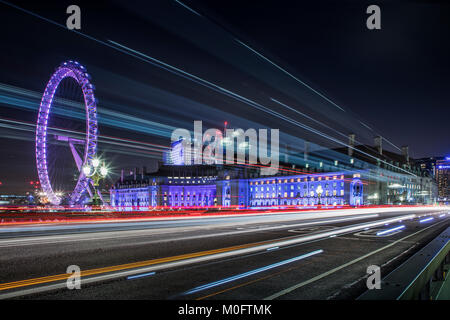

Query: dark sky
left=189, top=0, right=450, bottom=157
left=0, top=0, right=449, bottom=193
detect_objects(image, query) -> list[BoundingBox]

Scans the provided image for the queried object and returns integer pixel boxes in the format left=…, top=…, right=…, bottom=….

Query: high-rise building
left=436, top=157, right=450, bottom=203
left=415, top=156, right=443, bottom=178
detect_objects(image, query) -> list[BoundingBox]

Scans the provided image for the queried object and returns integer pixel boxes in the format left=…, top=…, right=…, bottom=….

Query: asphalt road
left=0, top=207, right=448, bottom=300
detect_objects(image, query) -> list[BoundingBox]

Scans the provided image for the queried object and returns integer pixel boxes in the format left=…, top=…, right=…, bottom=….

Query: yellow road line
left=0, top=238, right=279, bottom=291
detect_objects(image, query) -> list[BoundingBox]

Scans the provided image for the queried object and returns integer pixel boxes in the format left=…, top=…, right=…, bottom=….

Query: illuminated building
left=436, top=157, right=450, bottom=202
left=111, top=136, right=437, bottom=209
left=110, top=163, right=363, bottom=209
left=415, top=156, right=442, bottom=178
left=329, top=136, right=438, bottom=205
left=163, top=139, right=196, bottom=165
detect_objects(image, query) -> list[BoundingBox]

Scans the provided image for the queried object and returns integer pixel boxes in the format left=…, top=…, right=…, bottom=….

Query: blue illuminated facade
left=248, top=173, right=351, bottom=207
left=110, top=165, right=364, bottom=209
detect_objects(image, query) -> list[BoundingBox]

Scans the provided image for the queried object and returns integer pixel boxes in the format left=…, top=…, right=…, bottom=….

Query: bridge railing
left=358, top=226, right=450, bottom=300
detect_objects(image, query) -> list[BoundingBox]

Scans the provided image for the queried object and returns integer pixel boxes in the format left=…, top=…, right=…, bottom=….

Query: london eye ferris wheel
left=35, top=60, right=99, bottom=205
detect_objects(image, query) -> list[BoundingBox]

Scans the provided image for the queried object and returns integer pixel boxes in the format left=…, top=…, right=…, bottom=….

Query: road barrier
left=358, top=226, right=450, bottom=300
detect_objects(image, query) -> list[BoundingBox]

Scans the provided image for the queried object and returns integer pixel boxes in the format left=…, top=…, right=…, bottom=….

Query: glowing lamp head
left=83, top=165, right=92, bottom=176
left=100, top=166, right=108, bottom=177
left=316, top=184, right=323, bottom=195
left=92, top=158, right=100, bottom=168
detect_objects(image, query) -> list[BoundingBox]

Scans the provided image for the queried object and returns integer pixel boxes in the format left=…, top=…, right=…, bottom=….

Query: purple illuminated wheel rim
left=36, top=61, right=98, bottom=205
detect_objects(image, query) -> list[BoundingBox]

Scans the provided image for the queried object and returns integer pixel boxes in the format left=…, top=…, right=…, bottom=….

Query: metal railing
left=358, top=226, right=450, bottom=300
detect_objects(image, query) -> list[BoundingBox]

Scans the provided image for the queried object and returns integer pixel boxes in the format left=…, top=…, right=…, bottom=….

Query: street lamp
left=316, top=184, right=323, bottom=205
left=82, top=158, right=108, bottom=206
left=92, top=158, right=100, bottom=168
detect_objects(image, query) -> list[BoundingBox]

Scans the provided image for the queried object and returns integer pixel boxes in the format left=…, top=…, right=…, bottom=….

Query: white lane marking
left=288, top=225, right=337, bottom=233
left=263, top=218, right=449, bottom=300
left=333, top=236, right=380, bottom=243
left=354, top=229, right=404, bottom=238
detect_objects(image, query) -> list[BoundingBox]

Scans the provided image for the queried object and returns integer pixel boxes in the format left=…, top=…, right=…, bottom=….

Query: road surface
left=0, top=206, right=448, bottom=299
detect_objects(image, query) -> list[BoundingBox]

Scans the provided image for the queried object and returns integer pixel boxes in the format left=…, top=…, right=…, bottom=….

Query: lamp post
left=82, top=158, right=108, bottom=206
left=316, top=184, right=323, bottom=205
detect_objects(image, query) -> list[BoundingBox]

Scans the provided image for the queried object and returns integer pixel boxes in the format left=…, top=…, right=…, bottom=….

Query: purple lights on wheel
left=36, top=61, right=98, bottom=205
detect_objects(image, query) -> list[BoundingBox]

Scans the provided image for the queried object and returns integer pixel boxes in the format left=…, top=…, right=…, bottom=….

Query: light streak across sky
left=172, top=0, right=403, bottom=153
left=0, top=0, right=395, bottom=149
left=0, top=82, right=176, bottom=138
left=0, top=79, right=416, bottom=177
left=0, top=117, right=168, bottom=157
left=233, top=38, right=346, bottom=112
left=106, top=41, right=415, bottom=175
left=174, top=0, right=202, bottom=17
left=0, top=0, right=416, bottom=177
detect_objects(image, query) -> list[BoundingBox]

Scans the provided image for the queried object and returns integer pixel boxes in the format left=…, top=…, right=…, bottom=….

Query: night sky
left=0, top=0, right=449, bottom=194
left=191, top=0, right=450, bottom=156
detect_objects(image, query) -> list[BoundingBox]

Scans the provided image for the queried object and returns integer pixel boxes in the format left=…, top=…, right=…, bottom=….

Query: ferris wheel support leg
left=69, top=139, right=95, bottom=199
left=86, top=184, right=94, bottom=198
left=68, top=139, right=84, bottom=172
left=96, top=188, right=105, bottom=205
left=66, top=138, right=98, bottom=202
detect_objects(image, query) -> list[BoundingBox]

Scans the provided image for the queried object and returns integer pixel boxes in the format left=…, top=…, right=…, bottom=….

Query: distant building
left=0, top=195, right=29, bottom=205
left=110, top=136, right=437, bottom=209
left=436, top=157, right=450, bottom=203
left=329, top=137, right=437, bottom=205
left=110, top=164, right=362, bottom=209
left=415, top=156, right=443, bottom=178
left=163, top=139, right=195, bottom=165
